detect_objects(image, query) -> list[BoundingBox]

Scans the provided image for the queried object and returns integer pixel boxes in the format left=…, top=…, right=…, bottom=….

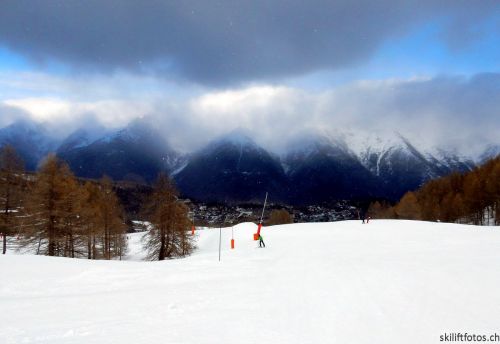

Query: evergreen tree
left=395, top=191, right=421, bottom=220
left=463, top=172, right=484, bottom=224
left=267, top=209, right=293, bottom=225
left=80, top=181, right=103, bottom=259
left=390, top=156, right=500, bottom=225
left=21, top=155, right=78, bottom=256
left=97, top=176, right=127, bottom=260
left=451, top=193, right=465, bottom=223
left=367, top=201, right=396, bottom=219
left=143, top=173, right=193, bottom=261
left=0, top=145, right=24, bottom=254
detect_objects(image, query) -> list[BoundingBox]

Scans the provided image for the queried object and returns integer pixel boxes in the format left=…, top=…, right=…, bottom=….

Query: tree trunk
left=36, top=237, right=42, bottom=255
left=159, top=228, right=166, bottom=261
left=69, top=233, right=74, bottom=258
left=48, top=217, right=56, bottom=257
left=3, top=193, right=10, bottom=254
left=87, top=232, right=92, bottom=259
left=2, top=233, right=6, bottom=254
left=495, top=202, right=500, bottom=226
left=64, top=236, right=69, bottom=257
left=104, top=214, right=110, bottom=260
left=92, top=235, right=96, bottom=259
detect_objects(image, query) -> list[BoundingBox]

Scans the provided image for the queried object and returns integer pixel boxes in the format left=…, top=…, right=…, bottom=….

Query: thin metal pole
left=219, top=226, right=222, bottom=262
left=219, top=215, right=227, bottom=261
left=259, top=192, right=268, bottom=224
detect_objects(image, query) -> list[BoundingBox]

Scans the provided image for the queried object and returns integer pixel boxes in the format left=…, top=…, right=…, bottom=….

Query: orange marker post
left=191, top=225, right=195, bottom=236
left=231, top=227, right=235, bottom=249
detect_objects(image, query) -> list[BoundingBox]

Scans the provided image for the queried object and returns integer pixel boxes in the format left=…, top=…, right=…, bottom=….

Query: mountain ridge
left=0, top=119, right=496, bottom=204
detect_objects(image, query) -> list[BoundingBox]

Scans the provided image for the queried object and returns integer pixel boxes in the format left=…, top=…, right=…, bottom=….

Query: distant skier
left=259, top=234, right=266, bottom=248
left=367, top=216, right=371, bottom=224
left=360, top=209, right=366, bottom=224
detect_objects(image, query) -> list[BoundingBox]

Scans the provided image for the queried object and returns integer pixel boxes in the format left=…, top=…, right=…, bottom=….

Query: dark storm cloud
left=0, top=0, right=497, bottom=84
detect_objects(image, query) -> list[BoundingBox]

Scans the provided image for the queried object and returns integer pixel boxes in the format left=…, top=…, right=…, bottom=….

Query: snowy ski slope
left=1, top=220, right=500, bottom=343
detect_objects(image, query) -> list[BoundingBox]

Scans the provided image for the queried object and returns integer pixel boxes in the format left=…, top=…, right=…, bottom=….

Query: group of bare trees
left=0, top=145, right=194, bottom=260
left=368, top=156, right=500, bottom=225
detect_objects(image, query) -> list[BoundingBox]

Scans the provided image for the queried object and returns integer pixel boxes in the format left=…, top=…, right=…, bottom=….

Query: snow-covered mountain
left=479, top=144, right=500, bottom=164
left=58, top=118, right=181, bottom=183
left=339, top=132, right=474, bottom=199
left=282, top=133, right=380, bottom=204
left=174, top=129, right=289, bottom=203
left=341, top=131, right=472, bottom=175
left=277, top=130, right=475, bottom=202
left=0, top=119, right=60, bottom=170
left=173, top=129, right=476, bottom=204
left=0, top=119, right=490, bottom=204
left=57, top=125, right=109, bottom=153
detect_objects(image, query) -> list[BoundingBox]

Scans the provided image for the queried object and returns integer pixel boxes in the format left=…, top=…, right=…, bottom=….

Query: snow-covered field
left=1, top=220, right=500, bottom=344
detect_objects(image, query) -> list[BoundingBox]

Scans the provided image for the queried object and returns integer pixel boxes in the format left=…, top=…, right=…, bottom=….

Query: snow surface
left=1, top=220, right=500, bottom=344
left=284, top=129, right=477, bottom=175
left=338, top=130, right=405, bottom=160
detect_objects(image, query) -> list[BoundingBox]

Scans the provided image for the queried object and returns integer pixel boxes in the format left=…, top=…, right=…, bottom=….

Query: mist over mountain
left=0, top=119, right=60, bottom=170
left=354, top=134, right=477, bottom=200
left=57, top=124, right=109, bottom=153
left=479, top=145, right=500, bottom=165
left=175, top=129, right=289, bottom=203
left=57, top=119, right=181, bottom=184
left=283, top=134, right=380, bottom=204
left=0, top=118, right=496, bottom=205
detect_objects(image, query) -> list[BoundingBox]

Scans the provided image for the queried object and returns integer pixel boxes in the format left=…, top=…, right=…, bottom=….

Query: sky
left=0, top=1, right=498, bottom=156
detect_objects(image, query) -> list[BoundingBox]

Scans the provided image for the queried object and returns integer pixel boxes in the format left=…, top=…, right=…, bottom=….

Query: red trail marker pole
left=254, top=192, right=268, bottom=240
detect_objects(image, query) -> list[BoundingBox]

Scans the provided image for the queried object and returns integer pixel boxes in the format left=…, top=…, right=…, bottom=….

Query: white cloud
left=154, top=74, right=500, bottom=155
left=2, top=97, right=154, bottom=138
left=4, top=98, right=72, bottom=122
left=1, top=72, right=498, bottom=157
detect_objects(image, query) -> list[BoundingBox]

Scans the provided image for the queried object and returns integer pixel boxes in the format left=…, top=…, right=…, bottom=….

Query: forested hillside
left=369, top=156, right=500, bottom=225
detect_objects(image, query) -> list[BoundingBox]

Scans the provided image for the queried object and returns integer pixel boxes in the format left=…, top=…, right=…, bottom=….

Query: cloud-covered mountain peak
left=57, top=125, right=109, bottom=153
left=338, top=130, right=406, bottom=158
left=283, top=129, right=353, bottom=159
left=175, top=128, right=287, bottom=203
left=213, top=128, right=257, bottom=148
left=479, top=144, right=500, bottom=163
left=0, top=119, right=59, bottom=170
left=1, top=118, right=49, bottom=137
